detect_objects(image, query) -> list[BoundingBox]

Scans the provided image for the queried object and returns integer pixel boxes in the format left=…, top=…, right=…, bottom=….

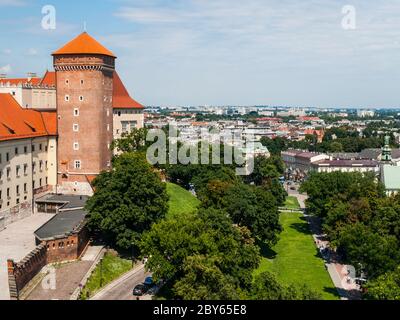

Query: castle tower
left=53, top=32, right=116, bottom=195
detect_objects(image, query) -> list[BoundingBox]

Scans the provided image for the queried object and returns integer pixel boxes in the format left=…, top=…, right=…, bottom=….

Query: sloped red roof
left=0, top=94, right=56, bottom=142
left=40, top=71, right=56, bottom=87
left=113, top=72, right=144, bottom=109
left=0, top=77, right=41, bottom=87
left=53, top=32, right=116, bottom=58
left=40, top=111, right=57, bottom=135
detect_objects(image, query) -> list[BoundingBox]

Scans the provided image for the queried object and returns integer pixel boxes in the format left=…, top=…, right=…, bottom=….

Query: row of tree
left=299, top=172, right=400, bottom=299
left=261, top=126, right=399, bottom=155
left=86, top=128, right=320, bottom=299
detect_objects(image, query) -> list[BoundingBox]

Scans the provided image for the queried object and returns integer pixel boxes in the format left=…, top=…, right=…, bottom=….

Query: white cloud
left=1, top=49, right=12, bottom=55
left=0, top=64, right=12, bottom=73
left=0, top=0, right=26, bottom=6
left=27, top=48, right=38, bottom=55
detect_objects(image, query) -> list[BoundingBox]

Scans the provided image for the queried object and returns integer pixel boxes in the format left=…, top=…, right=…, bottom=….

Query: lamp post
left=99, top=258, right=103, bottom=288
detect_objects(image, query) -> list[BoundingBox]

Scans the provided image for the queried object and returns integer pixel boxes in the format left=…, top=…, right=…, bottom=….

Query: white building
left=0, top=93, right=57, bottom=227
left=0, top=71, right=56, bottom=110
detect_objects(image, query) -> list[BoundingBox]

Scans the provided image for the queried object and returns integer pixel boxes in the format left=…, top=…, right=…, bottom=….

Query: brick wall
left=7, top=244, right=47, bottom=299
left=1, top=201, right=32, bottom=227
left=8, top=226, right=90, bottom=299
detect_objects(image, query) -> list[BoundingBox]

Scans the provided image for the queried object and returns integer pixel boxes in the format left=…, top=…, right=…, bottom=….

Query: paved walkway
left=0, top=213, right=55, bottom=300
left=288, top=187, right=361, bottom=300
left=26, top=245, right=103, bottom=300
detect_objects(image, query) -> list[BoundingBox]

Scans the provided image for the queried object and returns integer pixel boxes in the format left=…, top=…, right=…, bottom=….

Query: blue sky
left=1, top=0, right=400, bottom=108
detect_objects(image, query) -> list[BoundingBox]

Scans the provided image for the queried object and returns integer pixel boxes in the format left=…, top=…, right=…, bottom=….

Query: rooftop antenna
left=83, top=21, right=87, bottom=32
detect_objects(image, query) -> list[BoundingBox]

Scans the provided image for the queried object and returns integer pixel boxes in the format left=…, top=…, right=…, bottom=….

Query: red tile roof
left=113, top=72, right=144, bottom=109
left=52, top=32, right=116, bottom=58
left=0, top=93, right=56, bottom=142
left=0, top=77, right=41, bottom=87
left=40, top=71, right=56, bottom=87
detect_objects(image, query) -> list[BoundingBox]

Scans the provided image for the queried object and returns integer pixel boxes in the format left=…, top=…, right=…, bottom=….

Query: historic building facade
left=0, top=94, right=57, bottom=227
left=52, top=32, right=144, bottom=195
left=0, top=71, right=56, bottom=110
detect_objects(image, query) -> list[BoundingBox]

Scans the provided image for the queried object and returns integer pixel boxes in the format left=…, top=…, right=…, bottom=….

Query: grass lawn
left=254, top=212, right=339, bottom=300
left=166, top=182, right=200, bottom=218
left=284, top=196, right=301, bottom=209
left=80, top=253, right=133, bottom=299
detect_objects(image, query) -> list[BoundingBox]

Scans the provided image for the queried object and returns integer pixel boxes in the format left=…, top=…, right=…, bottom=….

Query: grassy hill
left=166, top=183, right=200, bottom=218
left=254, top=211, right=339, bottom=300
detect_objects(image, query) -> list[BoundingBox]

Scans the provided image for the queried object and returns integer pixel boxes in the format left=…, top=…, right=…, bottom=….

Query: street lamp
left=99, top=257, right=103, bottom=288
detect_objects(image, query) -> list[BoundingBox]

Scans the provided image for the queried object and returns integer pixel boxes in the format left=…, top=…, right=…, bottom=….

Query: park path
left=288, top=186, right=362, bottom=300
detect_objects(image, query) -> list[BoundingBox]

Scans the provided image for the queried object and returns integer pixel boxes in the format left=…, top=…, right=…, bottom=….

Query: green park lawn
left=254, top=211, right=339, bottom=300
left=284, top=196, right=301, bottom=209
left=80, top=253, right=133, bottom=299
left=166, top=182, right=200, bottom=218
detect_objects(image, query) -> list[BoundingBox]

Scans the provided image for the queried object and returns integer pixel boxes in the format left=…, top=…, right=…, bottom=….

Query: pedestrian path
left=290, top=192, right=362, bottom=300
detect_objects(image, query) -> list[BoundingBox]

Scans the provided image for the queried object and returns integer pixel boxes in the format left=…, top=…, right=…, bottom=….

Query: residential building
left=312, top=159, right=380, bottom=174
left=112, top=71, right=144, bottom=139
left=0, top=71, right=56, bottom=110
left=0, top=93, right=57, bottom=225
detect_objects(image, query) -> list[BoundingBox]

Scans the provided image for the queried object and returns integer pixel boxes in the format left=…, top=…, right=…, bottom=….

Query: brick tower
left=53, top=32, right=116, bottom=195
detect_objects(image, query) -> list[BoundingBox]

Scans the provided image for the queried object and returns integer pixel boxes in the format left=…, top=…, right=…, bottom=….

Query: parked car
left=147, top=285, right=158, bottom=295
left=133, top=284, right=148, bottom=296
left=144, top=276, right=154, bottom=286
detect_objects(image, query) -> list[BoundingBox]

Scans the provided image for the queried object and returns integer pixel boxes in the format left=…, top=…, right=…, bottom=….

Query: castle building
left=52, top=32, right=116, bottom=195
left=52, top=32, right=144, bottom=195
left=0, top=32, right=145, bottom=227
left=0, top=71, right=56, bottom=110
left=0, top=93, right=57, bottom=227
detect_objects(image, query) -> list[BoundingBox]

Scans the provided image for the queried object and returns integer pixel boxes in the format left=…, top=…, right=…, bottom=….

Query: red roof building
left=52, top=32, right=116, bottom=58
left=113, top=72, right=143, bottom=109
left=0, top=93, right=56, bottom=141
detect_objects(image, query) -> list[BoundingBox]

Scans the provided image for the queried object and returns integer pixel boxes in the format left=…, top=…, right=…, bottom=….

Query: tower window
left=74, top=160, right=81, bottom=169
left=65, top=79, right=69, bottom=85
left=74, top=108, right=79, bottom=116
left=65, top=95, right=70, bottom=102
left=73, top=142, right=79, bottom=151
left=73, top=124, right=79, bottom=132
left=80, top=80, right=84, bottom=85
left=79, top=96, right=84, bottom=102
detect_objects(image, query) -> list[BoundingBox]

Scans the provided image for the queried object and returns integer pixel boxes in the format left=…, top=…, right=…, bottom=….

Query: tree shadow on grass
left=290, top=222, right=313, bottom=235
left=323, top=287, right=341, bottom=299
left=257, top=241, right=277, bottom=259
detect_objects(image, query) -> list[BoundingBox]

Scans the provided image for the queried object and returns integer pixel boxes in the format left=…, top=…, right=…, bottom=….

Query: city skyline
left=1, top=0, right=400, bottom=108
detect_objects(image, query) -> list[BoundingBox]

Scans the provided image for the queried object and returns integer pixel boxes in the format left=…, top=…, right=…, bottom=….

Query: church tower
left=53, top=32, right=116, bottom=194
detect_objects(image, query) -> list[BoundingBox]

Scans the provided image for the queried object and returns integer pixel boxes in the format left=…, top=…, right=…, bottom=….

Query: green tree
left=86, top=152, right=169, bottom=250
left=140, top=208, right=260, bottom=298
left=251, top=271, right=321, bottom=300
left=336, top=223, right=400, bottom=278
left=365, top=266, right=400, bottom=300
left=111, top=128, right=149, bottom=153
left=223, top=184, right=282, bottom=245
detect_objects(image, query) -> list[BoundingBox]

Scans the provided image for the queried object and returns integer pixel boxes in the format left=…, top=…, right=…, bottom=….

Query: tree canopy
left=86, top=152, right=169, bottom=250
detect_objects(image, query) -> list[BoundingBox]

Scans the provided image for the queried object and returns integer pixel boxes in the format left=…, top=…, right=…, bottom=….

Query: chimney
left=27, top=72, right=37, bottom=81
